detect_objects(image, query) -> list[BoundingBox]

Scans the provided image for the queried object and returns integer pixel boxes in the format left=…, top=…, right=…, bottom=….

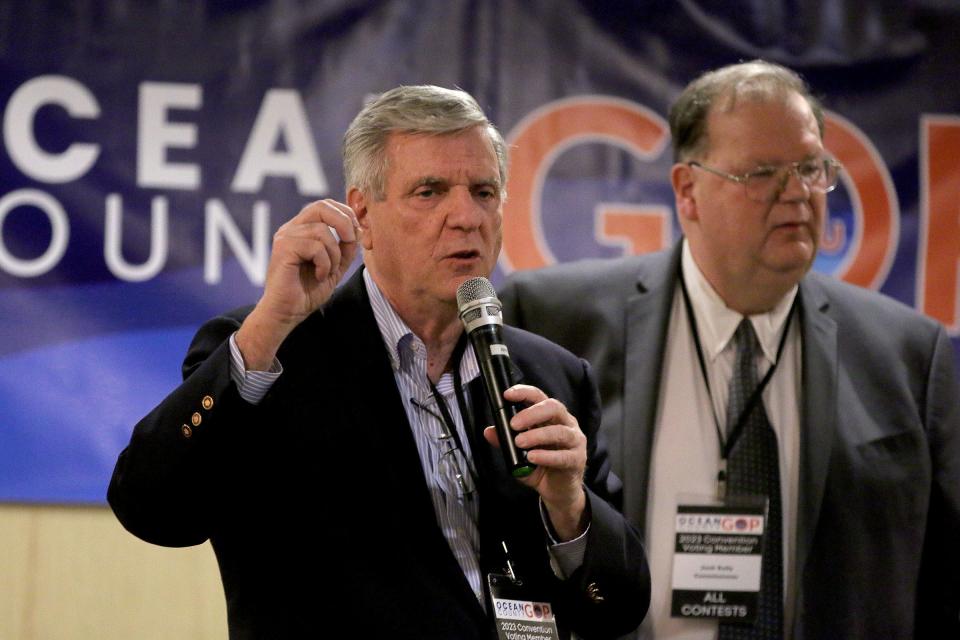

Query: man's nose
left=445, top=187, right=484, bottom=228
left=776, top=165, right=812, bottom=203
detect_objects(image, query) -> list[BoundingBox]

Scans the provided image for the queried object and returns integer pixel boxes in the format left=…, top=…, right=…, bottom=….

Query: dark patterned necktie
left=718, top=319, right=784, bottom=639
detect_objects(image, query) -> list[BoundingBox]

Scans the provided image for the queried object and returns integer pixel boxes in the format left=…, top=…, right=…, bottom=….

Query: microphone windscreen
left=456, top=276, right=498, bottom=309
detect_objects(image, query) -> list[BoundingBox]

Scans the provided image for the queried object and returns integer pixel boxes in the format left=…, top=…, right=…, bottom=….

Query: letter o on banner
left=823, top=111, right=899, bottom=289
left=0, top=189, right=70, bottom=277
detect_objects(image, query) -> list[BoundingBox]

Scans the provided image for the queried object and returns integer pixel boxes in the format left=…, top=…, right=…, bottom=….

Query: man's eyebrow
left=473, top=176, right=502, bottom=190
left=747, top=153, right=821, bottom=168
left=411, top=177, right=446, bottom=189
left=408, top=176, right=502, bottom=191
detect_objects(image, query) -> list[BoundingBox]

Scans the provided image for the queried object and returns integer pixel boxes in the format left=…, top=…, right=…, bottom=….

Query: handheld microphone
left=456, top=277, right=535, bottom=478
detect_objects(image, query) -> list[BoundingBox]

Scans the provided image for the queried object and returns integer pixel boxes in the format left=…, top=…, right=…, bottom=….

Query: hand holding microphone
left=457, top=276, right=534, bottom=477
left=457, top=277, right=588, bottom=540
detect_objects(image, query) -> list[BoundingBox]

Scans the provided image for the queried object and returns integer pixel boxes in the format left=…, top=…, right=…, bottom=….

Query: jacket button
left=191, top=412, right=202, bottom=427
left=202, top=395, right=214, bottom=410
left=181, top=424, right=193, bottom=438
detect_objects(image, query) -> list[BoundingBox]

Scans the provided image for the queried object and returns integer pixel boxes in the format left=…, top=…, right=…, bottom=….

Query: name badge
left=487, top=573, right=560, bottom=640
left=670, top=498, right=768, bottom=624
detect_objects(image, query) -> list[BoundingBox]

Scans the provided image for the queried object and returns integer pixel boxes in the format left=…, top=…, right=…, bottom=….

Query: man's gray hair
left=343, top=85, right=507, bottom=200
left=669, top=59, right=825, bottom=162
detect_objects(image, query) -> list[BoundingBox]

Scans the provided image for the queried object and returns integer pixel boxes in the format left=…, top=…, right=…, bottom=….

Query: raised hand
left=236, top=199, right=359, bottom=370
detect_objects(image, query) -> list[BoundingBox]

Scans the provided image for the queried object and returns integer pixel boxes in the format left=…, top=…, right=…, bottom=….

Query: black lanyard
left=678, top=273, right=795, bottom=494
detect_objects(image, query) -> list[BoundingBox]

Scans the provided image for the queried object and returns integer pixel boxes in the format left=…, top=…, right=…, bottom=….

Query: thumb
left=482, top=425, right=500, bottom=448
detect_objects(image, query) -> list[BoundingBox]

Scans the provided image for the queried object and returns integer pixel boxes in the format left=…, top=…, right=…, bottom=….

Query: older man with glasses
left=501, top=60, right=960, bottom=639
left=108, top=85, right=650, bottom=639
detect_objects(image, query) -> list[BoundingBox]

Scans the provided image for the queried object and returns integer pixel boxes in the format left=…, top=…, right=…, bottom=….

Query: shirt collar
left=680, top=240, right=797, bottom=365
left=362, top=268, right=480, bottom=384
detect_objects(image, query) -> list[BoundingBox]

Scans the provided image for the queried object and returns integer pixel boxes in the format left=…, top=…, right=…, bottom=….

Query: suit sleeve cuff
left=540, top=496, right=590, bottom=579
left=228, top=332, right=282, bottom=405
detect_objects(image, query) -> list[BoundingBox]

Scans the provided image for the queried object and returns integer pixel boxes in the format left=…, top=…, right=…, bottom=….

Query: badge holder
left=487, top=542, right=560, bottom=640
left=669, top=494, right=769, bottom=625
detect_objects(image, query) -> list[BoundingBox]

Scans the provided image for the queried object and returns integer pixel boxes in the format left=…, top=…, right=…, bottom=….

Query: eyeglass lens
left=744, top=160, right=838, bottom=202
left=439, top=440, right=475, bottom=498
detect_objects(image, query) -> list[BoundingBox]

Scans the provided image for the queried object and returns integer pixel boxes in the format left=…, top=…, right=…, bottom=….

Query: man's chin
left=447, top=261, right=494, bottom=282
left=763, top=238, right=816, bottom=272
left=767, top=254, right=815, bottom=281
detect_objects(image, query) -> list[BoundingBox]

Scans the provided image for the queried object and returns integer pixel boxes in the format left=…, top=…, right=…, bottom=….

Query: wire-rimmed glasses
left=437, top=431, right=476, bottom=499
left=689, top=157, right=841, bottom=203
left=410, top=396, right=476, bottom=500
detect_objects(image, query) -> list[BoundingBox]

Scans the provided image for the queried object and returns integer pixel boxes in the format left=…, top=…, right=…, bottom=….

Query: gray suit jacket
left=500, top=242, right=960, bottom=639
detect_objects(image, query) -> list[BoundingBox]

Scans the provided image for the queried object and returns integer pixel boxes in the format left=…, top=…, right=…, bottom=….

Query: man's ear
left=671, top=162, right=698, bottom=222
left=347, top=187, right=374, bottom=250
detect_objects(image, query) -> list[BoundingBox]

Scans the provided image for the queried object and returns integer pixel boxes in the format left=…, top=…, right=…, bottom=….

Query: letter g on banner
left=500, top=97, right=669, bottom=273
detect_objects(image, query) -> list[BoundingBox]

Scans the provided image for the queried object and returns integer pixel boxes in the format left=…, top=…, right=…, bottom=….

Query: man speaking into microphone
left=108, top=85, right=650, bottom=639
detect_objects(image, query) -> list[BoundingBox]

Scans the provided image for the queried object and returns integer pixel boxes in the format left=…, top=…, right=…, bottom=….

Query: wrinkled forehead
left=383, top=128, right=502, bottom=186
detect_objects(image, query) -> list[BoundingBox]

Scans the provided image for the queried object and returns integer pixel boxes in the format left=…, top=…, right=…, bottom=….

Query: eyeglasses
left=437, top=431, right=476, bottom=499
left=411, top=396, right=476, bottom=500
left=688, top=157, right=841, bottom=203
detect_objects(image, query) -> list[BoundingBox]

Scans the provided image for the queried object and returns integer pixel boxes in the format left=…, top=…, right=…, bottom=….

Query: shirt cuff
left=540, top=497, right=590, bottom=579
left=228, top=332, right=282, bottom=405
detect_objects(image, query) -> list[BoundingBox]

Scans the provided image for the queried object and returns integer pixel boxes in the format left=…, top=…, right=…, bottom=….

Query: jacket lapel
left=621, top=243, right=682, bottom=534
left=324, top=271, right=439, bottom=524
left=465, top=356, right=531, bottom=523
left=794, top=276, right=837, bottom=602
left=463, top=357, right=525, bottom=476
left=465, top=345, right=544, bottom=577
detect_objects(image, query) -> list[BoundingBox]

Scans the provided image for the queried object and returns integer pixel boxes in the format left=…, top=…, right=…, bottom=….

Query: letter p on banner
left=919, top=115, right=960, bottom=333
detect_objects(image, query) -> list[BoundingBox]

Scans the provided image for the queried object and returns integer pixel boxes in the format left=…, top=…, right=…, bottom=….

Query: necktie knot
left=734, top=318, right=758, bottom=371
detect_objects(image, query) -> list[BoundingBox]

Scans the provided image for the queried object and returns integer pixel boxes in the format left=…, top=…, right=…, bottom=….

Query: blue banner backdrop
left=2, top=1, right=959, bottom=502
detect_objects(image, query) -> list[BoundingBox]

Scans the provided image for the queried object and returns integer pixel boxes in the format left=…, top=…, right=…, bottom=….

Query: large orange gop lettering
left=918, top=115, right=960, bottom=332
left=594, top=201, right=674, bottom=256
left=822, top=111, right=899, bottom=289
left=500, top=97, right=669, bottom=273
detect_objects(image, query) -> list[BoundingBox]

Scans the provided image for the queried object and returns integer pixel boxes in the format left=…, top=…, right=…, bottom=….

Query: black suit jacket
left=500, top=243, right=960, bottom=639
left=108, top=269, right=650, bottom=639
